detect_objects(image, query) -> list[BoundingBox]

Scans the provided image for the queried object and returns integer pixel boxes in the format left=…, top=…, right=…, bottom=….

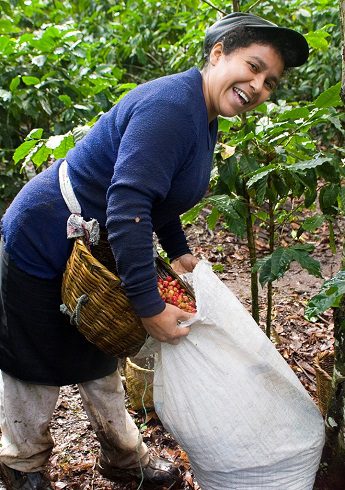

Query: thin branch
left=201, top=0, right=227, bottom=15
left=293, top=356, right=316, bottom=384
left=246, top=0, right=262, bottom=12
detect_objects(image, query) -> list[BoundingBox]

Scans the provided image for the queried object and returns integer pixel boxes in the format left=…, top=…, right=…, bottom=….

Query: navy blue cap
left=205, top=12, right=309, bottom=67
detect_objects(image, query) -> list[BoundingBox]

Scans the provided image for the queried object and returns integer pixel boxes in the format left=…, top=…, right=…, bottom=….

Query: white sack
left=141, top=261, right=325, bottom=490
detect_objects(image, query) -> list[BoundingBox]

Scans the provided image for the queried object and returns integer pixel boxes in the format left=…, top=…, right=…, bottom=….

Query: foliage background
left=0, top=0, right=340, bottom=197
left=0, top=1, right=343, bottom=308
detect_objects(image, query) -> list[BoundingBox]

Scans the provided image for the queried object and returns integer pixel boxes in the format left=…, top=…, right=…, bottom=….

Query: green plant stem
left=246, top=0, right=263, bottom=12
left=266, top=282, right=272, bottom=337
left=266, top=193, right=275, bottom=338
left=341, top=239, right=345, bottom=270
left=201, top=0, right=227, bottom=15
left=244, top=186, right=259, bottom=323
left=328, top=218, right=337, bottom=254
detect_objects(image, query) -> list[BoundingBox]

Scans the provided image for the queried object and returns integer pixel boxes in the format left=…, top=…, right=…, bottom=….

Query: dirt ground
left=0, top=215, right=341, bottom=489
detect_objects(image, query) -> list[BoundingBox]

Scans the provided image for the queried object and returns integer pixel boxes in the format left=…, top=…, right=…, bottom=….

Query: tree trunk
left=341, top=1, right=345, bottom=104
left=316, top=4, right=345, bottom=487
left=318, top=297, right=345, bottom=488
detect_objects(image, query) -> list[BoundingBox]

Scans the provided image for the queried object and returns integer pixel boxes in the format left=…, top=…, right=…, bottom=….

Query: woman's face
left=202, top=42, right=284, bottom=121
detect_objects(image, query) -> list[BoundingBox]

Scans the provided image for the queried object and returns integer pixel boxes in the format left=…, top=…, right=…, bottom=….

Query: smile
left=233, top=87, right=250, bottom=104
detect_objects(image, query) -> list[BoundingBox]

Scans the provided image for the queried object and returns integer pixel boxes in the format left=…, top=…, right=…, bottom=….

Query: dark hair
left=203, top=26, right=295, bottom=70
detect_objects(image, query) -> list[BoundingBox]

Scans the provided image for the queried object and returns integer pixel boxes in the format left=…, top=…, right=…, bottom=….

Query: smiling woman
left=0, top=9, right=309, bottom=490
left=201, top=12, right=309, bottom=121
left=202, top=43, right=285, bottom=120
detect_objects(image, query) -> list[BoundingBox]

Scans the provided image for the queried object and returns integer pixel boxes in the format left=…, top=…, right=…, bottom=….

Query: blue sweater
left=2, top=68, right=218, bottom=317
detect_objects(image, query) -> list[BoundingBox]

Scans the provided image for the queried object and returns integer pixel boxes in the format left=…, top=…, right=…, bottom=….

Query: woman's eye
left=265, top=80, right=274, bottom=91
left=249, top=62, right=258, bottom=72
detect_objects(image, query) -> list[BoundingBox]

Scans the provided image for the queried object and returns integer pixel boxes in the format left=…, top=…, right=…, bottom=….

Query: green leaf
left=328, top=115, right=343, bottom=132
left=278, top=107, right=310, bottom=121
left=22, top=76, right=40, bottom=86
left=207, top=207, right=219, bottom=230
left=26, top=128, right=44, bottom=140
left=9, top=76, right=20, bottom=92
left=31, top=26, right=61, bottom=53
left=305, top=30, right=330, bottom=50
left=305, top=271, right=345, bottom=321
left=301, top=215, right=324, bottom=232
left=218, top=155, right=238, bottom=192
left=247, top=164, right=276, bottom=187
left=255, top=175, right=268, bottom=205
left=218, top=117, right=232, bottom=132
left=13, top=140, right=37, bottom=163
left=58, top=94, right=72, bottom=107
left=319, top=184, right=340, bottom=215
left=0, top=0, right=12, bottom=16
left=270, top=248, right=293, bottom=280
left=272, top=173, right=289, bottom=198
left=314, top=82, right=342, bottom=108
left=304, top=187, right=317, bottom=208
left=0, top=36, right=11, bottom=54
left=53, top=134, right=75, bottom=158
left=32, top=144, right=51, bottom=166
left=253, top=102, right=267, bottom=114
left=239, top=154, right=259, bottom=174
left=206, top=195, right=247, bottom=237
left=212, top=264, right=224, bottom=272
left=288, top=157, right=329, bottom=171
left=255, top=244, right=321, bottom=287
left=181, top=201, right=204, bottom=225
left=0, top=19, right=21, bottom=34
left=290, top=248, right=322, bottom=278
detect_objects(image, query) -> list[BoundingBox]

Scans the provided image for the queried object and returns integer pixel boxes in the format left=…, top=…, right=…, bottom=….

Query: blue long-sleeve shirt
left=1, top=68, right=217, bottom=317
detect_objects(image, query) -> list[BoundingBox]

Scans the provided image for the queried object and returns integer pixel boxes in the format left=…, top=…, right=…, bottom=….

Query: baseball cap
left=204, top=12, right=309, bottom=67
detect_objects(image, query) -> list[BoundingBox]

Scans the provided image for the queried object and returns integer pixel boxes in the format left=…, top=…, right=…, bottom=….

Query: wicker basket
left=61, top=236, right=195, bottom=358
left=314, top=351, right=335, bottom=417
left=125, top=357, right=154, bottom=411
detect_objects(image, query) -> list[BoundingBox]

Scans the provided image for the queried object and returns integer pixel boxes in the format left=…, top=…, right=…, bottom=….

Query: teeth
left=234, top=87, right=249, bottom=103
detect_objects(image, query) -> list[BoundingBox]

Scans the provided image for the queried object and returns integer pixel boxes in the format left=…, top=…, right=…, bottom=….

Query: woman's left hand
left=171, top=253, right=198, bottom=274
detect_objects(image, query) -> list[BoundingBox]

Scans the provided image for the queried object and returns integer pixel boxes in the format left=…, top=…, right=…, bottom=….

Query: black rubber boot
left=97, top=455, right=181, bottom=487
left=0, top=463, right=53, bottom=490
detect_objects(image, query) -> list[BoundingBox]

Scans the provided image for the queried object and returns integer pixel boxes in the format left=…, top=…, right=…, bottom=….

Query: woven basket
left=314, top=351, right=334, bottom=417
left=61, top=236, right=195, bottom=358
left=125, top=357, right=154, bottom=411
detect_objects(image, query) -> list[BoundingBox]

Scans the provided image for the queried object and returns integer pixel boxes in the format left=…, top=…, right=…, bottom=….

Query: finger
left=178, top=311, right=195, bottom=322
left=167, top=338, right=180, bottom=345
left=191, top=258, right=199, bottom=269
left=175, top=326, right=190, bottom=338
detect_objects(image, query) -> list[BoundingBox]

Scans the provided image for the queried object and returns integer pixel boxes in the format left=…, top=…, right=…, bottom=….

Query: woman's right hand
left=140, top=303, right=194, bottom=344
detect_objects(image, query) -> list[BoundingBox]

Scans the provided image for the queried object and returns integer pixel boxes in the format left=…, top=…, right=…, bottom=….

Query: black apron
left=0, top=241, right=117, bottom=386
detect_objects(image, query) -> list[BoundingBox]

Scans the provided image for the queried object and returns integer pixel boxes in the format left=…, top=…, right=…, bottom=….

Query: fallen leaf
left=54, top=482, right=68, bottom=489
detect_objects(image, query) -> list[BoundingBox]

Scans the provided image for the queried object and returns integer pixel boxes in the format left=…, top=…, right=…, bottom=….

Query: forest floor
left=0, top=214, right=341, bottom=490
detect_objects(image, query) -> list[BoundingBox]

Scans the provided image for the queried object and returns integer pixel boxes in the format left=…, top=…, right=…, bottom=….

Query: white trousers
left=0, top=370, right=149, bottom=472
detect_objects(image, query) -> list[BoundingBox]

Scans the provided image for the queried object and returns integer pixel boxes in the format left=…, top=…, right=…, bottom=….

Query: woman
left=0, top=12, right=309, bottom=490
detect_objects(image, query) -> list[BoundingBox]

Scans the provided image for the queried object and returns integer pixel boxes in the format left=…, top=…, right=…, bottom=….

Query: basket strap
left=60, top=294, right=89, bottom=326
left=59, top=160, right=100, bottom=245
